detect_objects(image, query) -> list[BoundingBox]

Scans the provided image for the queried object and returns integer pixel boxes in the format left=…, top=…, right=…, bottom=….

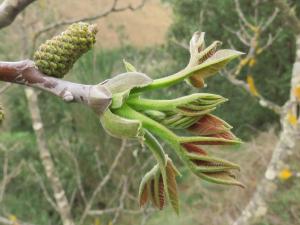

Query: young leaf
left=186, top=152, right=240, bottom=172
left=165, top=159, right=179, bottom=214
left=138, top=165, right=159, bottom=207
left=198, top=171, right=245, bottom=188
left=144, top=130, right=167, bottom=168
left=103, top=72, right=152, bottom=109
left=188, top=114, right=232, bottom=135
left=100, top=109, right=142, bottom=139
left=189, top=49, right=244, bottom=81
left=123, top=59, right=137, bottom=72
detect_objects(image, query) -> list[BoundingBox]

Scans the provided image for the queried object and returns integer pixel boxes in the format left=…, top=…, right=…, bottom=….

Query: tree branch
left=271, top=0, right=300, bottom=34
left=232, top=33, right=300, bottom=225
left=222, top=71, right=282, bottom=114
left=0, top=60, right=112, bottom=114
left=0, top=0, right=36, bottom=29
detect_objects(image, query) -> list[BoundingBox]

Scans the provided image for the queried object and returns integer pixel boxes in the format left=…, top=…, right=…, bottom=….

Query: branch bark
left=223, top=71, right=282, bottom=114
left=232, top=34, right=300, bottom=225
left=0, top=0, right=36, bottom=29
left=232, top=3, right=300, bottom=224
left=0, top=60, right=112, bottom=114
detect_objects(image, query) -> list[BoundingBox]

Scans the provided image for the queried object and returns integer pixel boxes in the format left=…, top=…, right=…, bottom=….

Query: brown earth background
left=50, top=0, right=172, bottom=48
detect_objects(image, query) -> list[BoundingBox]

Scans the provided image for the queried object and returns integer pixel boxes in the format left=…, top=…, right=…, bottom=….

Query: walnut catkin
left=34, top=22, right=97, bottom=78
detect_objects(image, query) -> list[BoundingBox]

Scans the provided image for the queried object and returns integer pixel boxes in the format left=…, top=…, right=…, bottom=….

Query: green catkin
left=33, top=22, right=97, bottom=78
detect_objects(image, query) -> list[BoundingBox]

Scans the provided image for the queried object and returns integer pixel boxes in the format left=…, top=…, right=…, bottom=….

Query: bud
left=34, top=22, right=97, bottom=78
left=186, top=31, right=243, bottom=88
left=181, top=143, right=240, bottom=172
left=138, top=158, right=180, bottom=214
left=181, top=143, right=244, bottom=187
left=188, top=114, right=232, bottom=135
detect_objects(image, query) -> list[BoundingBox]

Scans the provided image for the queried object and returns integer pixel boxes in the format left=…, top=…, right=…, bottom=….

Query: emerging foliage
left=32, top=23, right=244, bottom=214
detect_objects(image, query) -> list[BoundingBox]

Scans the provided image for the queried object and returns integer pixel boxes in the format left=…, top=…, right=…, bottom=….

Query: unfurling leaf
left=200, top=171, right=245, bottom=188
left=197, top=41, right=222, bottom=65
left=138, top=165, right=159, bottom=207
left=188, top=114, right=232, bottom=135
left=165, top=159, right=179, bottom=214
left=189, top=31, right=206, bottom=54
left=144, top=130, right=167, bottom=169
left=138, top=158, right=180, bottom=214
left=99, top=31, right=244, bottom=214
left=144, top=110, right=166, bottom=121
left=188, top=49, right=244, bottom=87
left=247, top=75, right=259, bottom=96
left=180, top=134, right=242, bottom=146
left=187, top=152, right=240, bottom=172
left=123, top=59, right=137, bottom=72
left=103, top=72, right=152, bottom=109
left=100, top=109, right=142, bottom=139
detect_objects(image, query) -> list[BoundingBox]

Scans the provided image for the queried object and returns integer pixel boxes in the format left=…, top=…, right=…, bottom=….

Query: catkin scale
left=33, top=22, right=97, bottom=78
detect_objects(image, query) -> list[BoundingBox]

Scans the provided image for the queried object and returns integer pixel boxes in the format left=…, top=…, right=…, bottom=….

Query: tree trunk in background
left=232, top=35, right=300, bottom=225
left=25, top=87, right=75, bottom=225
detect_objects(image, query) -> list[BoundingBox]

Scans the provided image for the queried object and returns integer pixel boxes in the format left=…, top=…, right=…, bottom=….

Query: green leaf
left=180, top=135, right=242, bottom=145
left=144, top=130, right=167, bottom=168
left=138, top=165, right=159, bottom=207
left=165, top=158, right=179, bottom=214
left=133, top=50, right=243, bottom=92
left=111, top=90, right=131, bottom=109
left=123, top=59, right=137, bottom=72
left=143, top=110, right=166, bottom=121
left=103, top=72, right=152, bottom=94
left=100, top=109, right=142, bottom=139
left=127, top=93, right=225, bottom=111
left=186, top=152, right=240, bottom=172
left=189, top=49, right=244, bottom=81
left=198, top=171, right=245, bottom=188
left=103, top=72, right=152, bottom=109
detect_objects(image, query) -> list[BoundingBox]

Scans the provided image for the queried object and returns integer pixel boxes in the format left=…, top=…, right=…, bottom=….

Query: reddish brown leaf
left=148, top=179, right=159, bottom=208
left=139, top=185, right=148, bottom=207
left=201, top=171, right=245, bottom=188
left=158, top=175, right=165, bottom=210
left=188, top=114, right=231, bottom=135
left=166, top=161, right=179, bottom=214
left=182, top=143, right=207, bottom=155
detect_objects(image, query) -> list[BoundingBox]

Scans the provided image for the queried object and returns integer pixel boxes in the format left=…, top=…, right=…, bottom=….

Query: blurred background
left=0, top=0, right=300, bottom=224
